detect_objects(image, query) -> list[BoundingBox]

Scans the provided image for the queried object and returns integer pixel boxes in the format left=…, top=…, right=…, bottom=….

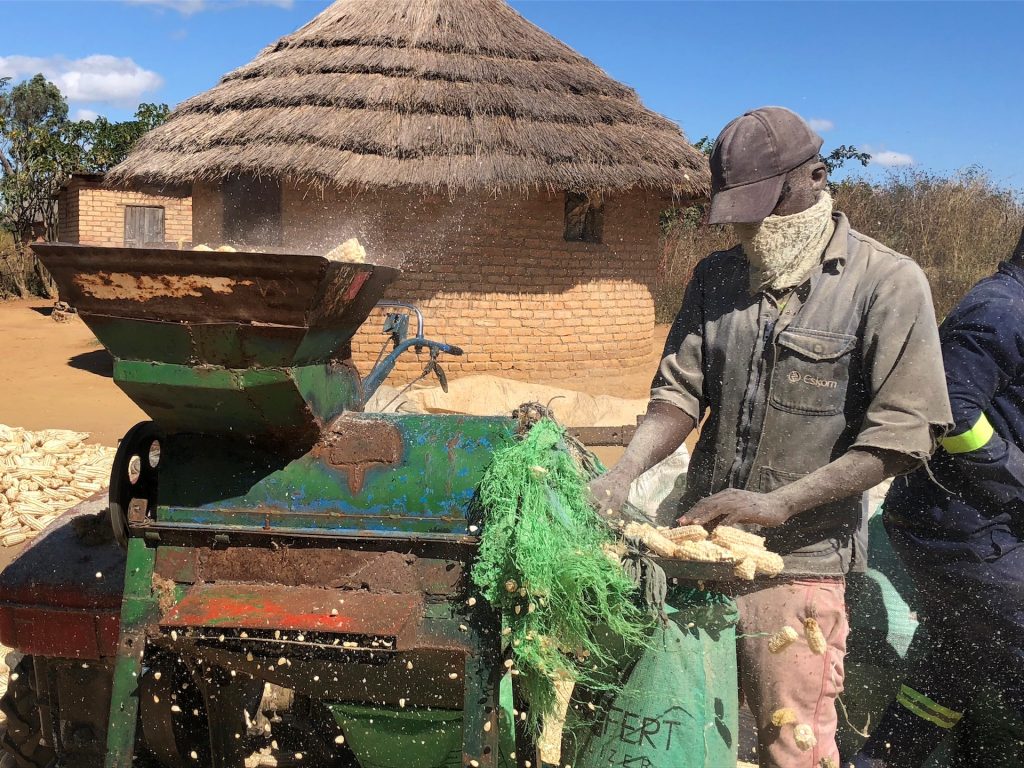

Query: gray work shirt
left=651, top=213, right=952, bottom=576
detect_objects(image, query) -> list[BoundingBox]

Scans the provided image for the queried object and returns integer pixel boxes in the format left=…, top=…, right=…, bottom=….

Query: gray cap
left=708, top=107, right=823, bottom=225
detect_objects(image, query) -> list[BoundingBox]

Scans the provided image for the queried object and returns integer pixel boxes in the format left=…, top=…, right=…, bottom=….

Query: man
left=589, top=106, right=951, bottom=767
left=854, top=226, right=1024, bottom=767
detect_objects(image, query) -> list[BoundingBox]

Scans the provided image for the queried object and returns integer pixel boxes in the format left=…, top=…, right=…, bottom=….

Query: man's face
left=770, top=162, right=827, bottom=218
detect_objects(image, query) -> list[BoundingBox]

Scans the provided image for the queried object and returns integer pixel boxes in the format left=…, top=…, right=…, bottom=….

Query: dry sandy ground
left=0, top=298, right=668, bottom=446
left=0, top=300, right=146, bottom=445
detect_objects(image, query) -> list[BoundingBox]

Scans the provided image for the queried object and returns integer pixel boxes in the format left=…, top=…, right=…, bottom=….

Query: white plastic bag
left=627, top=444, right=690, bottom=526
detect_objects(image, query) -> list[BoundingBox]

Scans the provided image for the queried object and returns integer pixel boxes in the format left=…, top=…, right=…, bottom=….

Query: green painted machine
left=0, top=244, right=525, bottom=768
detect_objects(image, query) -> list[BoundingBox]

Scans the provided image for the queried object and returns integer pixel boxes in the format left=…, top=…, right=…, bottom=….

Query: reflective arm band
left=896, top=685, right=963, bottom=730
left=941, top=413, right=995, bottom=455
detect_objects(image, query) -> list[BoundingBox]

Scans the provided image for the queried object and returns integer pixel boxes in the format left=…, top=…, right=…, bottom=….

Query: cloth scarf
left=735, top=192, right=836, bottom=293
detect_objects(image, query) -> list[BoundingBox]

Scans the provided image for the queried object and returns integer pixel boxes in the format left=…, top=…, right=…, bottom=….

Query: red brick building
left=58, top=174, right=192, bottom=248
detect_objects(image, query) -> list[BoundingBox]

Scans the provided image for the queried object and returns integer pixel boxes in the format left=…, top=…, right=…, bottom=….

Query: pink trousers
left=733, top=578, right=849, bottom=768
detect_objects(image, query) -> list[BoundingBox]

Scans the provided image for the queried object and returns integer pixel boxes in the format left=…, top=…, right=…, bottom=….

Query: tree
left=73, top=103, right=169, bottom=173
left=0, top=73, right=169, bottom=296
left=823, top=144, right=872, bottom=176
left=0, top=74, right=80, bottom=242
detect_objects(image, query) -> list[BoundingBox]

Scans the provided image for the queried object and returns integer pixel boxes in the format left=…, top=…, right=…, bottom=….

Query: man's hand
left=677, top=488, right=794, bottom=529
left=585, top=401, right=696, bottom=518
left=588, top=469, right=632, bottom=518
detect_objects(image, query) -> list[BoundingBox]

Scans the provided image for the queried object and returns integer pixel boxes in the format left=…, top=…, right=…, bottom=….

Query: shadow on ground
left=68, top=349, right=113, bottom=378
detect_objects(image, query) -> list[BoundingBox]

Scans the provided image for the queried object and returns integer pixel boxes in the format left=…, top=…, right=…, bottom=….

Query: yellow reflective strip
left=899, top=685, right=964, bottom=724
left=897, top=685, right=963, bottom=729
left=941, top=413, right=995, bottom=455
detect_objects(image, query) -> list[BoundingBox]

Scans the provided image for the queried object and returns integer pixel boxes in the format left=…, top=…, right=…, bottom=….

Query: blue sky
left=2, top=0, right=1022, bottom=186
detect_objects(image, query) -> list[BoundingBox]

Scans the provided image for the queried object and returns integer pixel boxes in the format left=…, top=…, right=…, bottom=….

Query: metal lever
left=361, top=338, right=464, bottom=405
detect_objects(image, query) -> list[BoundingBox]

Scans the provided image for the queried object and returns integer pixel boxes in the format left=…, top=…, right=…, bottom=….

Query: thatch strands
left=108, top=0, right=709, bottom=195
left=0, top=424, right=113, bottom=546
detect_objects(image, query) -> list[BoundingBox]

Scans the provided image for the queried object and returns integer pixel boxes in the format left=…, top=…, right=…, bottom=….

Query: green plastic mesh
left=471, top=418, right=649, bottom=731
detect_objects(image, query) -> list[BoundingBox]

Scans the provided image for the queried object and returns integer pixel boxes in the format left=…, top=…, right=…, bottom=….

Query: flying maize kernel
left=771, top=707, right=798, bottom=727
left=767, top=626, right=799, bottom=654
left=794, top=723, right=817, bottom=752
left=804, top=618, right=827, bottom=655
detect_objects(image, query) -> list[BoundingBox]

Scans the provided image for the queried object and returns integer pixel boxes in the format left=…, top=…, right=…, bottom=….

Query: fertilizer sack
left=566, top=590, right=739, bottom=768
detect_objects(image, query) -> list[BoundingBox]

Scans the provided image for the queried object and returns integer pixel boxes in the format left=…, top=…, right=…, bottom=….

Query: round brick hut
left=107, top=0, right=710, bottom=379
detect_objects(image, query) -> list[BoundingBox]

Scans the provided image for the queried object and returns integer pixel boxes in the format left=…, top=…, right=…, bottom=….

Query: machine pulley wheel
left=108, top=421, right=162, bottom=549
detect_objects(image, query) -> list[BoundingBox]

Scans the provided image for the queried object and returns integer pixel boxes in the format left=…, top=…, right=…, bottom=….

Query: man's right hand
left=585, top=400, right=697, bottom=518
left=588, top=469, right=633, bottom=518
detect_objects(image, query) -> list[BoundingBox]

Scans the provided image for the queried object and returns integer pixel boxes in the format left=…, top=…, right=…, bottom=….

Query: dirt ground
left=0, top=299, right=146, bottom=445
left=0, top=298, right=669, bottom=446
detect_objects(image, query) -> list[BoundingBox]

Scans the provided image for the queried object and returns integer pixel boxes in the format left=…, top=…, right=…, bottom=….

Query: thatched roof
left=108, top=0, right=709, bottom=196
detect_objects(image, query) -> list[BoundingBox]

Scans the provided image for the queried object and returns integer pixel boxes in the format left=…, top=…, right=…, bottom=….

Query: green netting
left=470, top=417, right=650, bottom=732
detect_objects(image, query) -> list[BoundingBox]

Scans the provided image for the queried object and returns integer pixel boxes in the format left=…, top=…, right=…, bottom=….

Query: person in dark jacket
left=854, top=226, right=1024, bottom=767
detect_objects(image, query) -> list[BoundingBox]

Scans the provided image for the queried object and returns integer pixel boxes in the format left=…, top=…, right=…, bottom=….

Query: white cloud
left=73, top=108, right=100, bottom=122
left=0, top=55, right=162, bottom=106
left=870, top=150, right=915, bottom=167
left=126, top=0, right=293, bottom=14
left=808, top=118, right=834, bottom=132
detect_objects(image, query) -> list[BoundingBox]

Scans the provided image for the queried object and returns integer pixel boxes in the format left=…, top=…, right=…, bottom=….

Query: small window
left=564, top=191, right=604, bottom=243
left=124, top=206, right=165, bottom=247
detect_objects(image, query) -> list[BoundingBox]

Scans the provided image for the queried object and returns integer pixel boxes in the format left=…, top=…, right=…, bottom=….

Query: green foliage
left=471, top=419, right=649, bottom=731
left=823, top=144, right=873, bottom=176
left=692, top=135, right=714, bottom=157
left=0, top=73, right=168, bottom=296
left=0, top=75, right=78, bottom=243
left=73, top=102, right=169, bottom=173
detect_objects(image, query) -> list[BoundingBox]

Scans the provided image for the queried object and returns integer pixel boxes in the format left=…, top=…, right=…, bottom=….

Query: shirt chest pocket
left=770, top=328, right=857, bottom=416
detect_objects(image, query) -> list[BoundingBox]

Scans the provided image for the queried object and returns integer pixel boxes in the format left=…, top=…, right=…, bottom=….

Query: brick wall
left=194, top=183, right=667, bottom=379
left=58, top=177, right=192, bottom=247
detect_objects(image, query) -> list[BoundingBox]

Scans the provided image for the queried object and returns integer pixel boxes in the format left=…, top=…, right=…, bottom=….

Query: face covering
left=734, top=192, right=835, bottom=293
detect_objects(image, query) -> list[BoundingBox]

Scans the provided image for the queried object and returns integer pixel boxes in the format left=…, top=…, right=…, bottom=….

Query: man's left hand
left=677, top=488, right=794, bottom=529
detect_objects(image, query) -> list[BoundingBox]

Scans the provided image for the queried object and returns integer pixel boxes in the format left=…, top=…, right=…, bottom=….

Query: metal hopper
left=33, top=243, right=398, bottom=442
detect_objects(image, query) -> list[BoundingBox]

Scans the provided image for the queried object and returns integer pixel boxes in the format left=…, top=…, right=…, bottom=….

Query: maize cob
left=754, top=550, right=785, bottom=577
left=771, top=707, right=798, bottom=727
left=794, top=723, right=816, bottom=752
left=711, top=525, right=767, bottom=551
left=804, top=618, right=827, bottom=655
left=22, top=515, right=54, bottom=533
left=325, top=238, right=367, bottom=264
left=767, top=626, right=799, bottom=654
left=663, top=524, right=709, bottom=543
left=0, top=424, right=114, bottom=545
left=733, top=557, right=757, bottom=581
left=623, top=522, right=677, bottom=558
left=674, top=540, right=737, bottom=563
left=537, top=674, right=575, bottom=765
